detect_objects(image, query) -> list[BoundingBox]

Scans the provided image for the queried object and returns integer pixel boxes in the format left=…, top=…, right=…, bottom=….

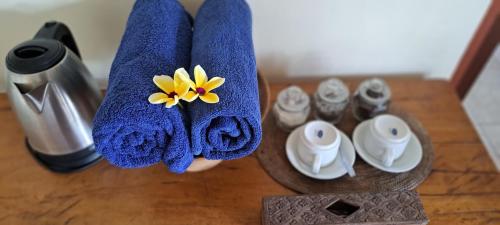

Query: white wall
left=0, top=0, right=491, bottom=90
left=250, top=0, right=490, bottom=80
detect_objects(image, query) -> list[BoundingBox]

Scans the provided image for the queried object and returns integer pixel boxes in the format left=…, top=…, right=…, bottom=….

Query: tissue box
left=262, top=190, right=428, bottom=225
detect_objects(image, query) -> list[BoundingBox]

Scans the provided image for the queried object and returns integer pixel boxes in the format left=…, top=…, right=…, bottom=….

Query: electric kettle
left=5, top=21, right=102, bottom=172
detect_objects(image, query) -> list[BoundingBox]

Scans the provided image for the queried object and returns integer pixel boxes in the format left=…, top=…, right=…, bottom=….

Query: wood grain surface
left=0, top=77, right=498, bottom=225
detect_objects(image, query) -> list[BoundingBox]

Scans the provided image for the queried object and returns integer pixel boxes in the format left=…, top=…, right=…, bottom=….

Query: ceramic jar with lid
left=313, top=78, right=350, bottom=124
left=272, top=86, right=310, bottom=132
left=352, top=78, right=391, bottom=121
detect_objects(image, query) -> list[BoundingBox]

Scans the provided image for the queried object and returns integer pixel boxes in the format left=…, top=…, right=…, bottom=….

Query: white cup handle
left=312, top=154, right=322, bottom=174
left=382, top=148, right=395, bottom=167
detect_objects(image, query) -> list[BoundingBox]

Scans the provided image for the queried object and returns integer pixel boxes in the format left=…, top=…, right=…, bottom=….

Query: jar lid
left=277, top=86, right=310, bottom=112
left=357, top=78, right=391, bottom=105
left=316, top=78, right=349, bottom=103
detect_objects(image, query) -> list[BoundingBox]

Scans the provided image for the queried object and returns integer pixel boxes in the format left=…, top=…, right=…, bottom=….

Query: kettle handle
left=34, top=21, right=81, bottom=59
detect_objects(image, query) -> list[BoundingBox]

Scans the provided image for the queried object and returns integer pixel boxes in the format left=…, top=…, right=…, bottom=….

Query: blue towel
left=92, top=0, right=193, bottom=173
left=187, top=0, right=262, bottom=160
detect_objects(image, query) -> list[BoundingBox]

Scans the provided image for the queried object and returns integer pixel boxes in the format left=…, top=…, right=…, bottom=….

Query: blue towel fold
left=92, top=0, right=193, bottom=172
left=187, top=0, right=262, bottom=160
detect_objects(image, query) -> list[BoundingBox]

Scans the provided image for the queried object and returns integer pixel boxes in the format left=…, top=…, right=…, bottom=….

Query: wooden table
left=0, top=77, right=498, bottom=225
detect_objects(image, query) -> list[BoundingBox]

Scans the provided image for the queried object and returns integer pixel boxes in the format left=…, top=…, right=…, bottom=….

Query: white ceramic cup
left=364, top=114, right=411, bottom=167
left=297, top=120, right=341, bottom=174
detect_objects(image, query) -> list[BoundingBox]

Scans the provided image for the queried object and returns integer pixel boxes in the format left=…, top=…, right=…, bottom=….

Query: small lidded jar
left=273, top=86, right=310, bottom=132
left=313, top=78, right=350, bottom=124
left=352, top=78, right=391, bottom=121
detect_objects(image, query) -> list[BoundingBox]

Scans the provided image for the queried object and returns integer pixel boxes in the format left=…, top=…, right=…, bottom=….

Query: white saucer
left=352, top=120, right=423, bottom=173
left=286, top=125, right=356, bottom=180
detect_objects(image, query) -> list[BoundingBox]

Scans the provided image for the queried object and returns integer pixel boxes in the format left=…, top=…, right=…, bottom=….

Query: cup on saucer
left=364, top=114, right=411, bottom=167
left=297, top=120, right=341, bottom=174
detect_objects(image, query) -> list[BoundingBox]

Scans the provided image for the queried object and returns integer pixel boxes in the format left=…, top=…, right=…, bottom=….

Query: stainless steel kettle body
left=5, top=21, right=102, bottom=172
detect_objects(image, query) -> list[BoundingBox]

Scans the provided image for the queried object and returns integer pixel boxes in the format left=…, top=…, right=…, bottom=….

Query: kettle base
left=26, top=139, right=102, bottom=173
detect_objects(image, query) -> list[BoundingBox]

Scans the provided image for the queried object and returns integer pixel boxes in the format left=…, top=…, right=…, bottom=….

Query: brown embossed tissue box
left=262, top=190, right=428, bottom=225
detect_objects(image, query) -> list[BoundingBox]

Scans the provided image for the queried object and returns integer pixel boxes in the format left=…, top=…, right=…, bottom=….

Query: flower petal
left=174, top=68, right=194, bottom=88
left=199, top=92, right=219, bottom=104
left=153, top=75, right=174, bottom=93
left=203, top=77, right=225, bottom=92
left=182, top=91, right=199, bottom=102
left=148, top=93, right=169, bottom=104
left=175, top=82, right=190, bottom=98
left=194, top=65, right=208, bottom=87
left=174, top=68, right=190, bottom=80
left=165, top=95, right=179, bottom=108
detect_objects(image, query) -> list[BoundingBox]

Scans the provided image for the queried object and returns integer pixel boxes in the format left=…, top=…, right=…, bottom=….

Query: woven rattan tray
left=256, top=105, right=434, bottom=194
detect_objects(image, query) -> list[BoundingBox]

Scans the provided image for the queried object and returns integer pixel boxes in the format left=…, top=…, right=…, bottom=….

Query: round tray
left=186, top=72, right=271, bottom=172
left=256, top=106, right=434, bottom=194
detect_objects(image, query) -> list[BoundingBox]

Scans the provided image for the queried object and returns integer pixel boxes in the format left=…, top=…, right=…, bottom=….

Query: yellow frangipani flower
left=178, top=65, right=225, bottom=104
left=148, top=68, right=190, bottom=108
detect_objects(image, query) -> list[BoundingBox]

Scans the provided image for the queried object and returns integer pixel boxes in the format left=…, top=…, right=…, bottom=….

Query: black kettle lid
left=6, top=39, right=66, bottom=74
left=5, top=21, right=80, bottom=75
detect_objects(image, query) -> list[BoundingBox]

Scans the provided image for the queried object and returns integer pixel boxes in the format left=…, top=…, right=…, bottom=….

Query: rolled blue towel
left=92, top=0, right=193, bottom=172
left=187, top=0, right=262, bottom=159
